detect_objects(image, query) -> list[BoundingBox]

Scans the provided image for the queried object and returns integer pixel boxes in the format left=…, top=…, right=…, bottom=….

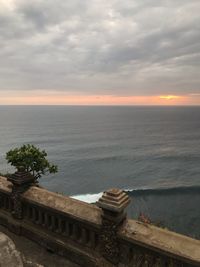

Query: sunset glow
left=0, top=92, right=199, bottom=105
left=159, top=95, right=180, bottom=100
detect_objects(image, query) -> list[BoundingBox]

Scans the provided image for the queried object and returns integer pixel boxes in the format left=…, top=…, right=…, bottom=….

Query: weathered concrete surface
left=0, top=225, right=79, bottom=267
left=0, top=175, right=102, bottom=226
left=0, top=175, right=12, bottom=192
left=23, top=186, right=102, bottom=226
left=120, top=219, right=200, bottom=265
left=0, top=231, right=23, bottom=267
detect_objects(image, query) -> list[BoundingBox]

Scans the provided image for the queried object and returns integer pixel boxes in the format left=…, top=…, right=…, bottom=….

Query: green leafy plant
left=6, top=144, right=58, bottom=180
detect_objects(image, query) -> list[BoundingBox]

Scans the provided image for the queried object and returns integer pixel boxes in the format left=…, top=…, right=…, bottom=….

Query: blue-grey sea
left=0, top=106, right=200, bottom=238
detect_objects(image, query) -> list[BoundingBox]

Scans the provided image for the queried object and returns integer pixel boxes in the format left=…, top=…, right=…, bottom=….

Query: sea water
left=0, top=106, right=200, bottom=238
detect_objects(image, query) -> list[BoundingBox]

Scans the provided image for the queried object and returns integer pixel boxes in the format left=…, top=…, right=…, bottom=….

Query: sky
left=0, top=0, right=200, bottom=105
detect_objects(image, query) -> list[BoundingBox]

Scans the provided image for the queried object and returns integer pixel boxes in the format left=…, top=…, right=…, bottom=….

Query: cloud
left=0, top=0, right=200, bottom=96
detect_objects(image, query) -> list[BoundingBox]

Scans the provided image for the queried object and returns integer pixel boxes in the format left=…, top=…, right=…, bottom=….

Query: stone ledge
left=119, top=219, right=200, bottom=266
left=0, top=176, right=102, bottom=227
left=0, top=176, right=12, bottom=193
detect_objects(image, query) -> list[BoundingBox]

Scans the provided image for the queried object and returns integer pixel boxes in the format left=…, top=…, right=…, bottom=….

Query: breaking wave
left=71, top=185, right=200, bottom=203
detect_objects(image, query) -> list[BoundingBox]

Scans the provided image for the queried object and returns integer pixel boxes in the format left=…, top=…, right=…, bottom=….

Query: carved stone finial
left=97, top=188, right=130, bottom=213
left=8, top=170, right=35, bottom=187
left=97, top=188, right=130, bottom=265
left=7, top=170, right=35, bottom=220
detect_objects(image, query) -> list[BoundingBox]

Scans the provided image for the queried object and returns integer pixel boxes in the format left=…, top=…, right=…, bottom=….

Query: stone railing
left=0, top=171, right=200, bottom=267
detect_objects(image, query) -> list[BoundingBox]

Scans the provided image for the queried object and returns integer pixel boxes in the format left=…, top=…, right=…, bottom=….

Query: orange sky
left=0, top=92, right=200, bottom=105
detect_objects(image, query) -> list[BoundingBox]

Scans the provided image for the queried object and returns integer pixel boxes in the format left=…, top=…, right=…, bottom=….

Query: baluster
left=54, top=217, right=58, bottom=232
left=129, top=247, right=134, bottom=263
left=72, top=224, right=78, bottom=240
left=63, top=221, right=70, bottom=237
left=95, top=233, right=99, bottom=249
left=50, top=215, right=55, bottom=231
left=0, top=196, right=2, bottom=208
left=48, top=214, right=52, bottom=230
left=38, top=209, right=43, bottom=225
left=80, top=227, right=87, bottom=244
left=3, top=197, right=6, bottom=209
left=41, top=211, right=45, bottom=226
left=77, top=226, right=82, bottom=242
left=32, top=207, right=36, bottom=222
left=6, top=197, right=9, bottom=210
left=7, top=197, right=10, bottom=210
left=35, top=209, right=39, bottom=224
left=44, top=212, right=49, bottom=227
left=8, top=198, right=12, bottom=211
left=5, top=197, right=8, bottom=210
left=29, top=207, right=33, bottom=220
left=69, top=223, right=73, bottom=237
left=25, top=206, right=29, bottom=218
left=84, top=229, right=90, bottom=246
left=23, top=205, right=27, bottom=218
left=120, top=244, right=130, bottom=265
left=89, top=230, right=96, bottom=248
left=57, top=218, right=62, bottom=233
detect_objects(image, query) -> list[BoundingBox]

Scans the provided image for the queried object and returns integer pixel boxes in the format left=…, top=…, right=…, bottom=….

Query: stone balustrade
left=0, top=173, right=200, bottom=267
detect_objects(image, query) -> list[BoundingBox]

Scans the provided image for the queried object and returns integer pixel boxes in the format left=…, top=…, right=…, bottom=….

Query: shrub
left=6, top=144, right=58, bottom=180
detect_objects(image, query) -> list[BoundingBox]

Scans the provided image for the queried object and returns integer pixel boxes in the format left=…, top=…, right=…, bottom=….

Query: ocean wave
left=71, top=192, right=103, bottom=203
left=71, top=185, right=200, bottom=203
left=126, top=185, right=200, bottom=195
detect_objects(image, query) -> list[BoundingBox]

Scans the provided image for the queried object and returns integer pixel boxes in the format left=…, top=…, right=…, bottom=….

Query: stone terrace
left=0, top=172, right=200, bottom=267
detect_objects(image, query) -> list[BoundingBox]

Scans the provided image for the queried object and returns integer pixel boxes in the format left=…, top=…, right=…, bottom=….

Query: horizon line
left=0, top=104, right=200, bottom=107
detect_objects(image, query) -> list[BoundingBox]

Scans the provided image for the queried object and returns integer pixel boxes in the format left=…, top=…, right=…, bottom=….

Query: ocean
left=0, top=106, right=200, bottom=238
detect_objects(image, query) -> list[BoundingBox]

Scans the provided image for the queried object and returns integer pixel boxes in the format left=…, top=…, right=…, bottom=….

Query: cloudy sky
left=0, top=0, right=200, bottom=105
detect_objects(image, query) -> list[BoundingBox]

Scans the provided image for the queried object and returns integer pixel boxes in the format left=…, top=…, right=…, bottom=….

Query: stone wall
left=0, top=232, right=23, bottom=267
left=0, top=173, right=200, bottom=267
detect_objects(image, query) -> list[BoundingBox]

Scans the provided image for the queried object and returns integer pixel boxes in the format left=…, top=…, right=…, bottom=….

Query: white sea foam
left=71, top=188, right=133, bottom=203
left=71, top=184, right=192, bottom=204
left=71, top=192, right=103, bottom=203
left=71, top=188, right=141, bottom=203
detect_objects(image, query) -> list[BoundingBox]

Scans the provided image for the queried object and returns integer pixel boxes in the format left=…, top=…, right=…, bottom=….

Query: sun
left=0, top=0, right=15, bottom=10
left=159, top=95, right=179, bottom=100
